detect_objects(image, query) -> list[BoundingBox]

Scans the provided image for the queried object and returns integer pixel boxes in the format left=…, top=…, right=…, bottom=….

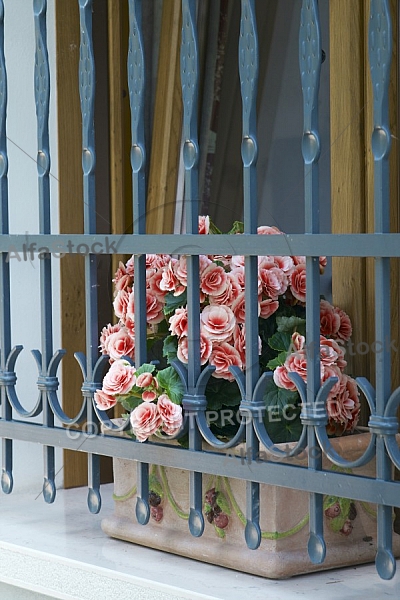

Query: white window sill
left=0, top=484, right=399, bottom=599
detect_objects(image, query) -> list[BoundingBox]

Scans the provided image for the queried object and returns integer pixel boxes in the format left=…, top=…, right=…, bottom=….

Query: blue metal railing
left=0, top=0, right=400, bottom=581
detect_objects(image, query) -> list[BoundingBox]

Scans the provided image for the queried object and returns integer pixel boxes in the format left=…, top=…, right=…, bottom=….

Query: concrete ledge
left=0, top=485, right=399, bottom=599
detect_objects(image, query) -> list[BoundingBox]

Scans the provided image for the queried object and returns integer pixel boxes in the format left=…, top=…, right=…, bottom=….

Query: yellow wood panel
left=331, top=0, right=399, bottom=418
left=330, top=0, right=368, bottom=392
left=108, top=0, right=130, bottom=419
left=56, top=0, right=87, bottom=488
left=146, top=0, right=182, bottom=235
left=57, top=1, right=112, bottom=487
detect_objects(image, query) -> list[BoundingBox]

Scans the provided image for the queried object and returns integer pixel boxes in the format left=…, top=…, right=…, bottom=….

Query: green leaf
left=156, top=366, right=184, bottom=404
left=135, top=363, right=155, bottom=377
left=204, top=502, right=212, bottom=514
left=215, top=491, right=231, bottom=516
left=208, top=219, right=222, bottom=235
left=163, top=290, right=187, bottom=316
left=119, top=396, right=143, bottom=412
left=266, top=350, right=288, bottom=370
left=227, top=220, right=244, bottom=234
left=162, top=335, right=178, bottom=363
left=263, top=378, right=298, bottom=411
left=149, top=474, right=164, bottom=498
left=268, top=331, right=292, bottom=352
left=276, top=315, right=306, bottom=335
left=262, top=378, right=302, bottom=443
left=214, top=526, right=226, bottom=538
left=205, top=378, right=242, bottom=411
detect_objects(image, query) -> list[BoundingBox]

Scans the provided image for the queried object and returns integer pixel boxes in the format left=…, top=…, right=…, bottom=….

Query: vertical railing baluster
left=299, top=0, right=325, bottom=565
left=0, top=0, right=13, bottom=496
left=33, top=0, right=56, bottom=504
left=78, top=0, right=101, bottom=514
left=181, top=0, right=204, bottom=538
left=127, top=0, right=150, bottom=526
left=368, top=0, right=396, bottom=580
left=238, top=0, right=261, bottom=551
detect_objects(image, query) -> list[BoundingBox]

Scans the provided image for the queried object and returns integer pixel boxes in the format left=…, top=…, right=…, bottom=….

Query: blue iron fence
left=0, top=0, right=400, bottom=581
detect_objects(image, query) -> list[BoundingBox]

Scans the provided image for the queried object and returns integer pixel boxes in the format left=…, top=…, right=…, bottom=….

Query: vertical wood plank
left=330, top=0, right=369, bottom=395
left=146, top=0, right=182, bottom=234
left=56, top=0, right=87, bottom=488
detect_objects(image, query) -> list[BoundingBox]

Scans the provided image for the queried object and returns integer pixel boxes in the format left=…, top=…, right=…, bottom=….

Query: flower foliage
left=97, top=216, right=360, bottom=443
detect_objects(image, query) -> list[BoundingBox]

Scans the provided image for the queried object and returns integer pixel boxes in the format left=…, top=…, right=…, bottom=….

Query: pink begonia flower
left=320, top=335, right=344, bottom=367
left=113, top=262, right=133, bottom=292
left=290, top=331, right=305, bottom=353
left=334, top=307, right=353, bottom=342
left=273, top=365, right=297, bottom=391
left=319, top=256, right=328, bottom=273
left=200, top=304, right=236, bottom=343
left=230, top=266, right=245, bottom=291
left=199, top=254, right=213, bottom=274
left=125, top=317, right=135, bottom=338
left=169, top=307, right=188, bottom=337
left=94, top=389, right=117, bottom=411
left=136, top=372, right=158, bottom=402
left=126, top=290, right=164, bottom=325
left=106, top=329, right=135, bottom=362
left=231, top=292, right=257, bottom=324
left=198, top=215, right=210, bottom=234
left=173, top=256, right=188, bottom=288
left=231, top=255, right=245, bottom=269
left=99, top=323, right=121, bottom=355
left=284, top=349, right=325, bottom=383
left=209, top=342, right=242, bottom=381
left=147, top=269, right=168, bottom=300
left=102, top=360, right=136, bottom=396
left=157, top=394, right=183, bottom=435
left=290, top=263, right=306, bottom=303
left=113, top=289, right=130, bottom=321
left=273, top=255, right=295, bottom=276
left=326, top=374, right=360, bottom=435
left=145, top=254, right=161, bottom=270
left=209, top=272, right=242, bottom=307
left=125, top=256, right=135, bottom=275
left=259, top=265, right=287, bottom=299
left=177, top=333, right=212, bottom=365
left=322, top=364, right=342, bottom=397
left=135, top=372, right=155, bottom=388
left=200, top=264, right=228, bottom=296
left=257, top=225, right=283, bottom=235
left=159, top=259, right=179, bottom=292
left=320, top=299, right=340, bottom=338
left=130, top=402, right=161, bottom=442
left=233, top=324, right=261, bottom=365
left=142, top=390, right=158, bottom=402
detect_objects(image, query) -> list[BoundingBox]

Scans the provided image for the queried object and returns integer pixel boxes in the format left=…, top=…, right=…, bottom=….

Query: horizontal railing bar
left=1, top=420, right=399, bottom=507
left=1, top=233, right=400, bottom=257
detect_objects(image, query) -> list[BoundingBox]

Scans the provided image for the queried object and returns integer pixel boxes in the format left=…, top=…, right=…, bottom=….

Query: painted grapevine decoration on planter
left=97, top=217, right=359, bottom=444
left=112, top=465, right=374, bottom=540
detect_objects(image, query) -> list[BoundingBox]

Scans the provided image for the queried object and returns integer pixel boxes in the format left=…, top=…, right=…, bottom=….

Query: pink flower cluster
left=94, top=360, right=183, bottom=442
left=273, top=311, right=360, bottom=434
left=99, top=219, right=328, bottom=383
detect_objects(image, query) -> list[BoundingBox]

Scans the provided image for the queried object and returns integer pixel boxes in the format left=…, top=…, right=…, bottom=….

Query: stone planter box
left=101, top=432, right=400, bottom=579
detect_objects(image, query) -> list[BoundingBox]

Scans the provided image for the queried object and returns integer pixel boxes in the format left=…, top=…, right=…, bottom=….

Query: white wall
left=1, top=0, right=62, bottom=494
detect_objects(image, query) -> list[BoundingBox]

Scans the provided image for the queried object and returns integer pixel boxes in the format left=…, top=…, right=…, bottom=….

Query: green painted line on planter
left=159, top=465, right=189, bottom=520
left=222, top=477, right=246, bottom=526
left=113, top=485, right=137, bottom=502
left=222, top=477, right=309, bottom=539
left=261, top=513, right=309, bottom=540
left=360, top=501, right=377, bottom=519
